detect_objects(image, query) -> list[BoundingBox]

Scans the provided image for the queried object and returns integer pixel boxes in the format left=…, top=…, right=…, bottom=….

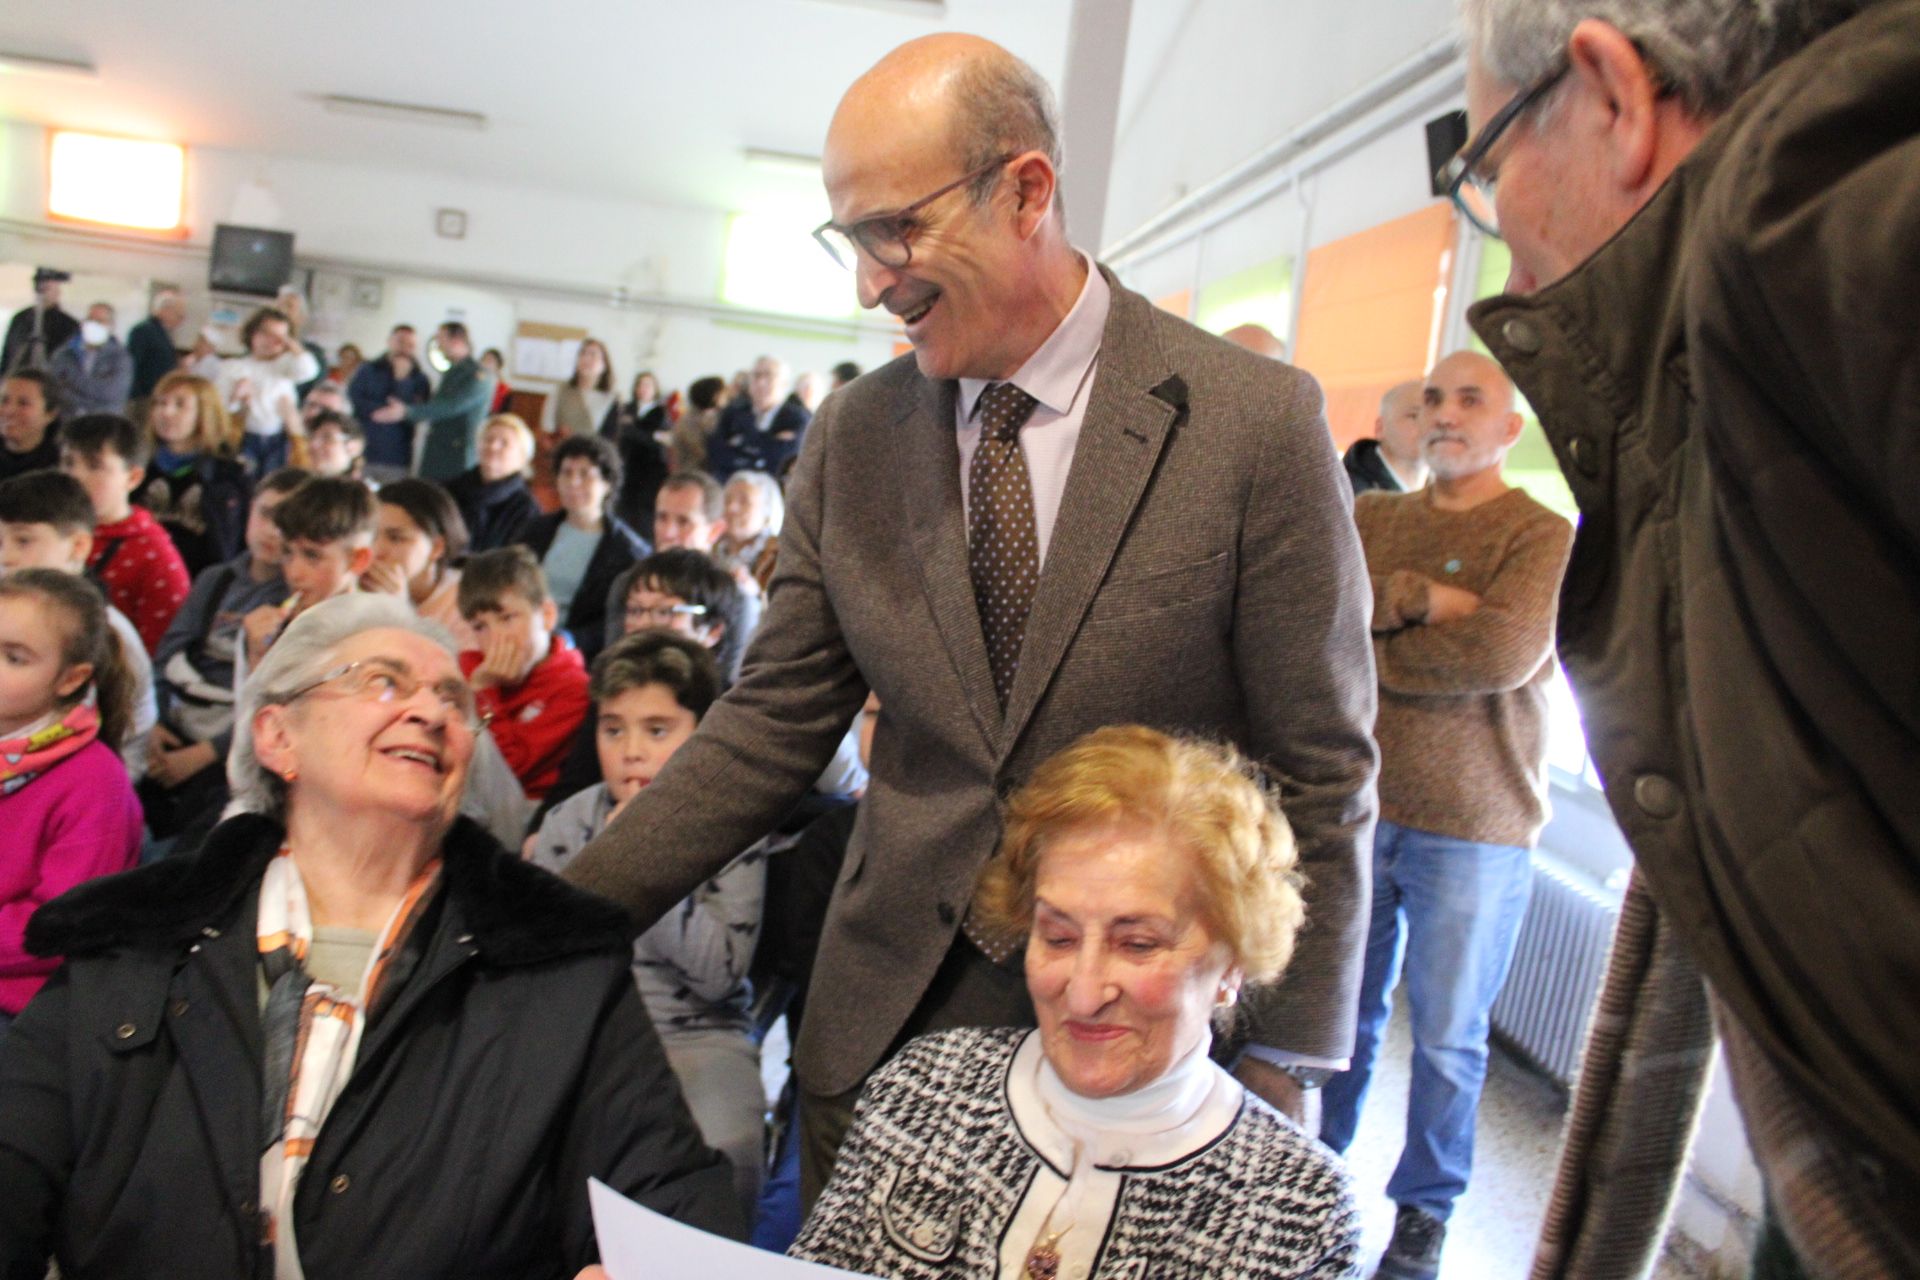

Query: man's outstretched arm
left=562, top=402, right=868, bottom=929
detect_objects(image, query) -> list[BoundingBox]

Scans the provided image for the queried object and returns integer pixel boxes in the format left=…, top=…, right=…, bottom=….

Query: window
left=48, top=131, right=185, bottom=232
left=1194, top=257, right=1291, bottom=341
left=720, top=211, right=859, bottom=320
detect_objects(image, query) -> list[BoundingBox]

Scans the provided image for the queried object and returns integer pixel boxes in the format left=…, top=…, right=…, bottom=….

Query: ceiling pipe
left=1100, top=33, right=1461, bottom=268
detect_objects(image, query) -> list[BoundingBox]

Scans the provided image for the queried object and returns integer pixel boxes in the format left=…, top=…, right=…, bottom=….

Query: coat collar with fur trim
left=27, top=812, right=634, bottom=967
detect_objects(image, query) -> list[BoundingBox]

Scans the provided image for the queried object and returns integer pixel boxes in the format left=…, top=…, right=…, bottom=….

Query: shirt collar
left=959, top=254, right=1109, bottom=423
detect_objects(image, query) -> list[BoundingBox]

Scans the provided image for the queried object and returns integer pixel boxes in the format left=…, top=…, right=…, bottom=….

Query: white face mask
left=81, top=320, right=110, bottom=346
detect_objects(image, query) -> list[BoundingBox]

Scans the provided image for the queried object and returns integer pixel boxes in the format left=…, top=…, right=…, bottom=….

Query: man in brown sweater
left=1320, top=349, right=1573, bottom=1280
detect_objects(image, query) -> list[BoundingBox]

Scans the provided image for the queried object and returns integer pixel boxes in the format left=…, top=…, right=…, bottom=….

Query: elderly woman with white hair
left=0, top=593, right=740, bottom=1278
left=713, top=468, right=785, bottom=595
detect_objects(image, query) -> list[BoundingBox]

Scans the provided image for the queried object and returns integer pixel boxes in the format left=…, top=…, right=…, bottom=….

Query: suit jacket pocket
left=1084, top=551, right=1234, bottom=625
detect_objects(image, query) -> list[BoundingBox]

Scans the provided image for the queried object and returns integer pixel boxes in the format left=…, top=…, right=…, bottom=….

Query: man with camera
left=3, top=268, right=79, bottom=377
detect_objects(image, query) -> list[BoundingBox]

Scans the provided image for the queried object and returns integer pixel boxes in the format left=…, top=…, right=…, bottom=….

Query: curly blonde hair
left=974, top=725, right=1304, bottom=983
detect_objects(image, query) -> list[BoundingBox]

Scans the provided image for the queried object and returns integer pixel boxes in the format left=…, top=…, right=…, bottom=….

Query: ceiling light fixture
left=802, top=0, right=947, bottom=16
left=320, top=94, right=487, bottom=132
left=744, top=147, right=824, bottom=176
left=0, top=51, right=98, bottom=79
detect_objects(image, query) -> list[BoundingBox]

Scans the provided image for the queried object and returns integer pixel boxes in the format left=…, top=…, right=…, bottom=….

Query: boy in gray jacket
left=529, top=629, right=766, bottom=1222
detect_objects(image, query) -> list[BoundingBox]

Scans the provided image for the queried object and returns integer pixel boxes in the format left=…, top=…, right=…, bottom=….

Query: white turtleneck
left=999, top=1029, right=1244, bottom=1280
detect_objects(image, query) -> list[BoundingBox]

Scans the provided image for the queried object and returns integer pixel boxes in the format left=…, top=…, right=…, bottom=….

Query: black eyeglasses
left=813, top=153, right=1016, bottom=271
left=1437, top=58, right=1570, bottom=239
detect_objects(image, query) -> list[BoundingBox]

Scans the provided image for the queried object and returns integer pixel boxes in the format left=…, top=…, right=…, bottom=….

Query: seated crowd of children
left=0, top=371, right=849, bottom=1233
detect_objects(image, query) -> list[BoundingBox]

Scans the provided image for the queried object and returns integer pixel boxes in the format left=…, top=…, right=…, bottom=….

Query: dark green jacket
left=410, top=357, right=495, bottom=483
left=1471, top=0, right=1920, bottom=1201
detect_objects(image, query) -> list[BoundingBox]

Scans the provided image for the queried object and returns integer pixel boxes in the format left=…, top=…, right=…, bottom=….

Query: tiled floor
left=1339, top=1003, right=1569, bottom=1278
left=1342, top=1005, right=1702, bottom=1279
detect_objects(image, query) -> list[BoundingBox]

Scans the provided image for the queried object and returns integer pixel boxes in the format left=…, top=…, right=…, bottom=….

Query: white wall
left=0, top=121, right=896, bottom=391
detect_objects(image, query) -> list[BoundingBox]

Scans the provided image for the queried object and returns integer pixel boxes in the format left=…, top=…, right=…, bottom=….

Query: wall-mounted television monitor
left=209, top=224, right=295, bottom=297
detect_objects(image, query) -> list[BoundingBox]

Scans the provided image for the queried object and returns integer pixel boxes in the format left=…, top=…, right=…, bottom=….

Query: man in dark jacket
left=375, top=322, right=495, bottom=483
left=707, top=354, right=810, bottom=479
left=2, top=268, right=78, bottom=375
left=348, top=324, right=432, bottom=480
left=126, top=289, right=185, bottom=402
left=1343, top=379, right=1428, bottom=496
left=1455, top=0, right=1918, bottom=1274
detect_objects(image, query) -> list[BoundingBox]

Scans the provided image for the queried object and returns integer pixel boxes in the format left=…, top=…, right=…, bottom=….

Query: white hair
left=725, top=469, right=786, bottom=538
left=227, top=594, right=457, bottom=819
left=1460, top=0, right=1864, bottom=117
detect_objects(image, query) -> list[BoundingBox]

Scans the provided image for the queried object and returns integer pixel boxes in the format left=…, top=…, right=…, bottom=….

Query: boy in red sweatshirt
left=458, top=546, right=589, bottom=801
left=60, top=414, right=190, bottom=653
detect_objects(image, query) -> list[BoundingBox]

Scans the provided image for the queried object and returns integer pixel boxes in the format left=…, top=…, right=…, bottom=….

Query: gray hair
left=1460, top=0, right=1865, bottom=118
left=227, top=593, right=457, bottom=819
left=725, top=469, right=786, bottom=539
left=949, top=51, right=1064, bottom=209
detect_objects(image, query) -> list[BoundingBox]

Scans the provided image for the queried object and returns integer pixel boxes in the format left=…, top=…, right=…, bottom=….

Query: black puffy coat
left=0, top=813, right=740, bottom=1279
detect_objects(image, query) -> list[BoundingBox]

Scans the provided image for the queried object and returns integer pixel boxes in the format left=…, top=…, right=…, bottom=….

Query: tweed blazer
left=567, top=268, right=1378, bottom=1095
left=790, top=1028, right=1360, bottom=1280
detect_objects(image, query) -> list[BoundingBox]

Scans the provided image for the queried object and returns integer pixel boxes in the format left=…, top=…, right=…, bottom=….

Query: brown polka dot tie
left=967, top=382, right=1041, bottom=712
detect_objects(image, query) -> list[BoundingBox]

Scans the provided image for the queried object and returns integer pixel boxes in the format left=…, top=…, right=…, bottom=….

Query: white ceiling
left=0, top=0, right=1077, bottom=215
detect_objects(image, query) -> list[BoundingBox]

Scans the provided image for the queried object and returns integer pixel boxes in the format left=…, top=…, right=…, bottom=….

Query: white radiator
left=1490, top=854, right=1622, bottom=1087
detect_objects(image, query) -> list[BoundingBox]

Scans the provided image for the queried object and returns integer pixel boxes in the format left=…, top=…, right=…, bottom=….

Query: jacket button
left=1502, top=318, right=1543, bottom=355
left=937, top=902, right=957, bottom=926
left=115, top=1023, right=137, bottom=1040
left=170, top=999, right=190, bottom=1017
left=202, top=926, right=221, bottom=939
left=1568, top=434, right=1600, bottom=478
left=1633, top=774, right=1682, bottom=819
left=329, top=1174, right=351, bottom=1195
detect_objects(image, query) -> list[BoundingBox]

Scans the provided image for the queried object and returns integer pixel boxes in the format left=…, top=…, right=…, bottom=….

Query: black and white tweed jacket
left=790, top=1027, right=1360, bottom=1279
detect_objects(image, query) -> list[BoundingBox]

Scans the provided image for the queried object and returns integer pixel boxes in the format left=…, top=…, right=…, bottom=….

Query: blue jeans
left=1320, top=820, right=1533, bottom=1221
left=242, top=430, right=289, bottom=476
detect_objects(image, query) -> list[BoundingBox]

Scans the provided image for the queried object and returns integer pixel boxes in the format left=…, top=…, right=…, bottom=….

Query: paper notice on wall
left=512, top=320, right=587, bottom=383
left=588, top=1179, right=874, bottom=1279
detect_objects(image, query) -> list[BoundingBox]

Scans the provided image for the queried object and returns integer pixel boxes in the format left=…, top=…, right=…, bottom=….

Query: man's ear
left=1008, top=151, right=1058, bottom=239
left=124, top=465, right=145, bottom=493
left=1566, top=18, right=1664, bottom=195
left=1501, top=410, right=1528, bottom=449
left=539, top=597, right=559, bottom=633
left=347, top=544, right=374, bottom=579
left=698, top=619, right=726, bottom=649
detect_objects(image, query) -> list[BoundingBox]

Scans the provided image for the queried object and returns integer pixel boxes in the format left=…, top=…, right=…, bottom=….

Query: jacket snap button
left=329, top=1174, right=351, bottom=1195
left=937, top=902, right=957, bottom=926
left=1633, top=774, right=1682, bottom=819
left=1568, top=434, right=1600, bottom=478
left=115, top=1023, right=137, bottom=1040
left=201, top=926, right=221, bottom=939
left=1502, top=318, right=1543, bottom=355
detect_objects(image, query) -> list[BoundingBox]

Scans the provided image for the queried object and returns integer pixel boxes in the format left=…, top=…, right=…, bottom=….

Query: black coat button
left=937, top=902, right=957, bottom=926
left=1569, top=434, right=1600, bottom=478
left=115, top=1023, right=137, bottom=1040
left=329, top=1174, right=351, bottom=1195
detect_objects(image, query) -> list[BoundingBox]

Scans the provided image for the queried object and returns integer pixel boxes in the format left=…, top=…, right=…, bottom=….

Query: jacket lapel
left=893, top=374, right=1005, bottom=749
left=1001, top=280, right=1180, bottom=751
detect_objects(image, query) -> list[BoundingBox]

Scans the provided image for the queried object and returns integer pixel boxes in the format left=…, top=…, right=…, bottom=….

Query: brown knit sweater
left=1357, top=485, right=1574, bottom=848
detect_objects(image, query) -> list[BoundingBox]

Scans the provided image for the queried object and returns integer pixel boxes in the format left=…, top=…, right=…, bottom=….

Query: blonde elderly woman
left=788, top=725, right=1361, bottom=1280
left=446, top=412, right=541, bottom=552
left=0, top=594, right=739, bottom=1278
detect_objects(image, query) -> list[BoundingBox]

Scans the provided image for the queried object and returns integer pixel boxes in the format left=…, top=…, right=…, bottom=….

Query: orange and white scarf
left=256, top=848, right=441, bottom=1280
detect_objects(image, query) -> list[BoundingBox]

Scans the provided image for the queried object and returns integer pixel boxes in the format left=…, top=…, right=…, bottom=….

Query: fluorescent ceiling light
left=321, top=94, right=487, bottom=131
left=803, top=0, right=947, bottom=15
left=0, top=51, right=97, bottom=78
left=48, top=131, right=185, bottom=231
left=745, top=147, right=823, bottom=176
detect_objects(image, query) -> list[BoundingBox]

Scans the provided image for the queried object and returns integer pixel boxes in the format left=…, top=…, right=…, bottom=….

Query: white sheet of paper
left=588, top=1178, right=875, bottom=1279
